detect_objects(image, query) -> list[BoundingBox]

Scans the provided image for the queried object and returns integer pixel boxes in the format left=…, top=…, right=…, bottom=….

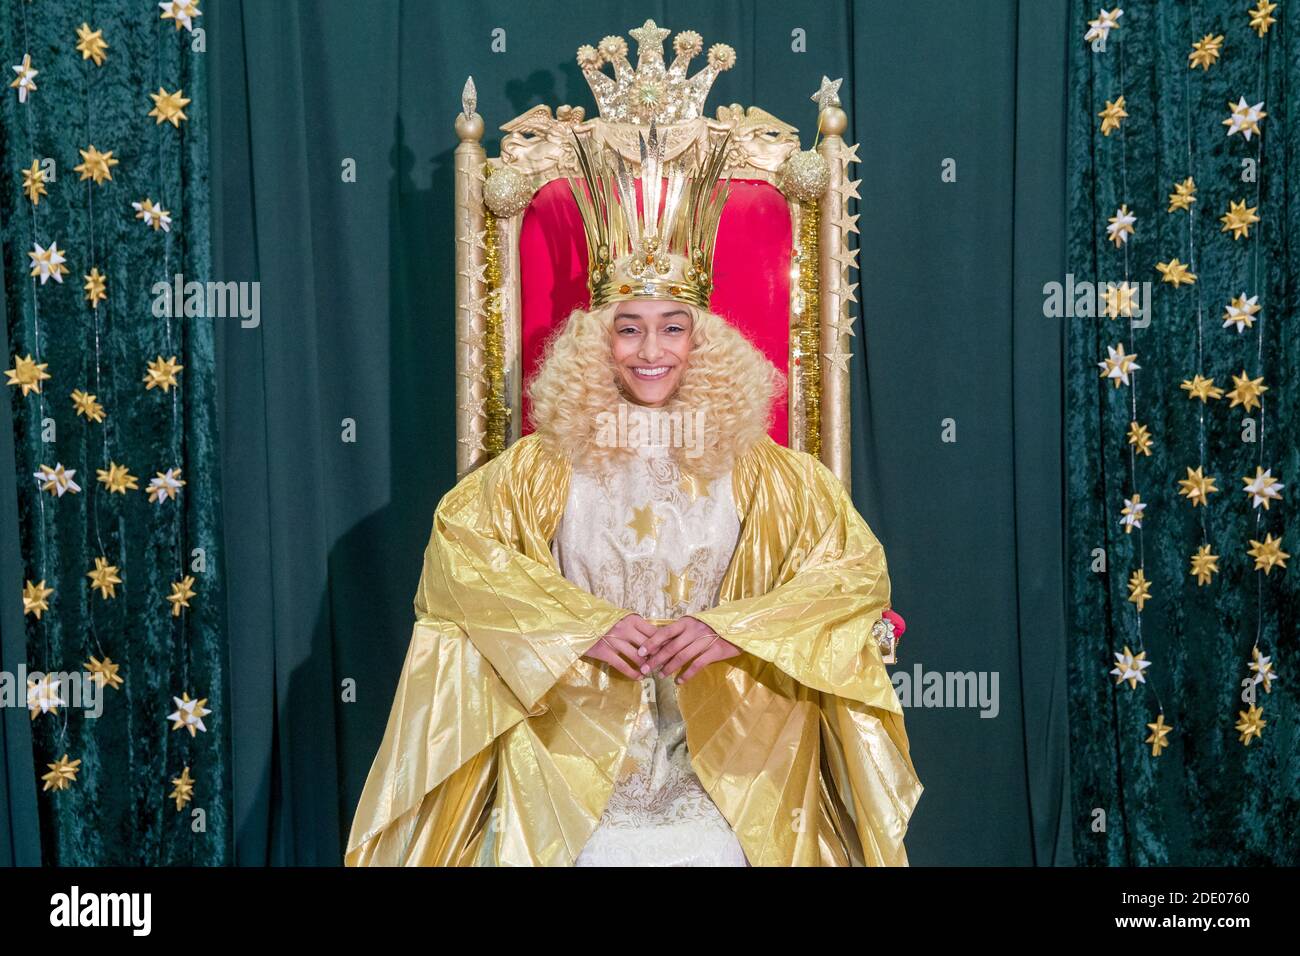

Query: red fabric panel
left=518, top=177, right=791, bottom=445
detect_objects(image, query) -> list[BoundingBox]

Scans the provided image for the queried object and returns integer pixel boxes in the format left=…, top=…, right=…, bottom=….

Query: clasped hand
left=582, top=614, right=741, bottom=685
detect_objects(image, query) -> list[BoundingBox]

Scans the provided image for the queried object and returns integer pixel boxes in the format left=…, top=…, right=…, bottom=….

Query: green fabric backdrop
left=0, top=1, right=231, bottom=864
left=1066, top=0, right=1300, bottom=865
left=207, top=0, right=1072, bottom=866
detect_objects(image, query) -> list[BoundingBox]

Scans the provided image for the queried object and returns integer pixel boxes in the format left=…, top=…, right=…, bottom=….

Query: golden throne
left=451, top=19, right=862, bottom=489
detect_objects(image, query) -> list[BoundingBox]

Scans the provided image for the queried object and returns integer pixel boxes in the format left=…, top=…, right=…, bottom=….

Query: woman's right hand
left=582, top=613, right=657, bottom=679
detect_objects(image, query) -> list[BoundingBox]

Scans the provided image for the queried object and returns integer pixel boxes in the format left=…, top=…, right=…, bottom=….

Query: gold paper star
left=22, top=579, right=53, bottom=619
left=146, top=468, right=186, bottom=503
left=1101, top=282, right=1138, bottom=319
left=41, top=755, right=82, bottom=792
left=5, top=354, right=50, bottom=396
left=28, top=241, right=69, bottom=284
left=1223, top=97, right=1267, bottom=140
left=1107, top=204, right=1136, bottom=246
left=626, top=503, right=662, bottom=544
left=1242, top=466, right=1284, bottom=510
left=71, top=389, right=105, bottom=422
left=96, top=461, right=138, bottom=494
left=1248, top=1, right=1277, bottom=37
left=34, top=464, right=80, bottom=497
left=167, top=576, right=196, bottom=617
left=84, top=655, right=124, bottom=691
left=160, top=1, right=203, bottom=32
left=21, top=159, right=46, bottom=204
left=1110, top=645, right=1151, bottom=689
left=1219, top=199, right=1260, bottom=240
left=1098, top=342, right=1140, bottom=387
left=1235, top=704, right=1265, bottom=745
left=75, top=23, right=109, bottom=66
left=74, top=145, right=118, bottom=184
left=170, top=766, right=196, bottom=811
left=143, top=355, right=183, bottom=391
left=148, top=87, right=190, bottom=127
left=1126, top=420, right=1153, bottom=456
left=679, top=472, right=708, bottom=502
left=1128, top=568, right=1152, bottom=612
left=1247, top=533, right=1288, bottom=574
left=1146, top=713, right=1173, bottom=757
left=1248, top=646, right=1277, bottom=693
left=1177, top=466, right=1219, bottom=507
left=1098, top=96, right=1128, bottom=136
left=10, top=53, right=37, bottom=103
left=664, top=568, right=694, bottom=610
left=1180, top=374, right=1224, bottom=402
left=87, top=557, right=122, bottom=599
left=167, top=692, right=211, bottom=737
left=1188, top=34, right=1224, bottom=69
left=1189, top=544, right=1219, bottom=586
left=1156, top=258, right=1196, bottom=286
left=1226, top=370, right=1267, bottom=411
left=84, top=267, right=107, bottom=309
left=1167, top=177, right=1196, bottom=212
left=1120, top=493, right=1146, bottom=534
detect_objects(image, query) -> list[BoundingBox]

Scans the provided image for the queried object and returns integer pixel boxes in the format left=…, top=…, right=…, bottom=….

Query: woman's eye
left=617, top=327, right=639, bottom=336
left=664, top=324, right=685, bottom=334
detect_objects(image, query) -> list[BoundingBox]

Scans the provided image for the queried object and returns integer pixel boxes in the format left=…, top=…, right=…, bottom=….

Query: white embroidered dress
left=553, top=439, right=749, bottom=867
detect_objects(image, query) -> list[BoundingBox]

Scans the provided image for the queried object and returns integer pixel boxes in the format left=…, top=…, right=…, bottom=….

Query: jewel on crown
left=576, top=19, right=737, bottom=125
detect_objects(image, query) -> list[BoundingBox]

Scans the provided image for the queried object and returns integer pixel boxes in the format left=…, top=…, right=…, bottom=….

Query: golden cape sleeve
left=681, top=436, right=923, bottom=866
left=344, top=434, right=629, bottom=865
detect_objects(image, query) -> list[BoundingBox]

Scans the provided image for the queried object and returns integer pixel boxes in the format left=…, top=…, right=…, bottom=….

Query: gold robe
left=344, top=432, right=923, bottom=866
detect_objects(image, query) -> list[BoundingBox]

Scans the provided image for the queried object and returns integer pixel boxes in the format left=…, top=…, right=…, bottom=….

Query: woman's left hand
left=640, top=616, right=741, bottom=684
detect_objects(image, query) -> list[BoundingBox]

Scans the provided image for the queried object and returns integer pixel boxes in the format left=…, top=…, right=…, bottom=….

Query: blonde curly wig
left=526, top=301, right=786, bottom=479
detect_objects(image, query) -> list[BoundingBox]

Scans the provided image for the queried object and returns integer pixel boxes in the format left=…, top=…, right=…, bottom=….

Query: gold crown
left=569, top=119, right=733, bottom=310
left=577, top=19, right=736, bottom=125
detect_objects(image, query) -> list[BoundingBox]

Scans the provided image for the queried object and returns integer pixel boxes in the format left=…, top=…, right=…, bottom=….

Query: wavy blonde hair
left=527, top=301, right=786, bottom=479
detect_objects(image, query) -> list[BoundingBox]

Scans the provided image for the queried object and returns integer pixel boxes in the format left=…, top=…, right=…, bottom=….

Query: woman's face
left=610, top=300, right=693, bottom=407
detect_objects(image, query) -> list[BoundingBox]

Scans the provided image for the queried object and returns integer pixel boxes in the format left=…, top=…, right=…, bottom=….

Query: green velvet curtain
left=1066, top=0, right=1299, bottom=864
left=0, top=1, right=231, bottom=864
left=208, top=0, right=1072, bottom=866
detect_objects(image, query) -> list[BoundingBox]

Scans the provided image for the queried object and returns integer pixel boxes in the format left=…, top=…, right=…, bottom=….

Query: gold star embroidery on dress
left=5, top=353, right=50, bottom=395
left=1235, top=705, right=1265, bottom=746
left=1167, top=177, right=1196, bottom=212
left=1247, top=533, right=1288, bottom=574
left=167, top=576, right=197, bottom=616
left=1219, top=199, right=1260, bottom=240
left=85, top=655, right=124, bottom=691
left=170, top=767, right=196, bottom=811
left=1189, top=544, right=1219, bottom=586
left=664, top=568, right=694, bottom=609
left=1177, top=466, right=1218, bottom=507
left=144, top=355, right=183, bottom=391
left=87, top=556, right=122, bottom=599
left=74, top=145, right=119, bottom=184
left=626, top=503, right=662, bottom=543
left=1180, top=374, right=1223, bottom=402
left=1248, top=1, right=1277, bottom=37
left=1188, top=33, right=1224, bottom=70
left=148, top=86, right=191, bottom=126
left=71, top=389, right=105, bottom=422
left=22, top=579, right=53, bottom=618
left=21, top=159, right=47, bottom=204
left=679, top=471, right=708, bottom=502
left=1146, top=713, right=1173, bottom=756
left=1098, top=96, right=1127, bottom=136
left=96, top=462, right=138, bottom=494
left=75, top=24, right=109, bottom=66
left=1226, top=370, right=1267, bottom=411
left=42, top=755, right=82, bottom=791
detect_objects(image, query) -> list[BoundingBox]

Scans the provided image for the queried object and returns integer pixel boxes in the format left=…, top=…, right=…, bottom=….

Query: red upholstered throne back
left=518, top=177, right=791, bottom=446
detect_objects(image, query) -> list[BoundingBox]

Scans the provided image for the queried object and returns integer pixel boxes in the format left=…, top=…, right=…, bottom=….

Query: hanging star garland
left=22, top=580, right=54, bottom=619
left=41, top=755, right=82, bottom=791
left=1177, top=466, right=1218, bottom=507
left=144, top=355, right=184, bottom=391
left=85, top=656, right=124, bottom=691
left=27, top=674, right=65, bottom=718
left=33, top=464, right=81, bottom=497
left=1222, top=294, right=1261, bottom=332
left=75, top=24, right=109, bottom=66
left=74, top=145, right=119, bottom=184
left=1188, top=34, right=1224, bottom=70
left=28, top=241, right=69, bottom=284
left=1098, top=96, right=1128, bottom=136
left=160, top=0, right=203, bottom=33
left=1111, top=645, right=1152, bottom=689
left=84, top=267, right=107, bottom=308
left=167, top=576, right=197, bottom=616
left=170, top=767, right=196, bottom=811
left=146, top=468, right=186, bottom=504
left=1225, top=370, right=1267, bottom=411
left=1146, top=713, right=1173, bottom=756
left=1247, top=1, right=1277, bottom=37
left=1180, top=374, right=1224, bottom=402
left=1126, top=420, right=1153, bottom=456
left=1107, top=204, right=1136, bottom=246
left=1127, top=568, right=1152, bottom=611
left=167, top=692, right=211, bottom=737
left=1102, top=282, right=1139, bottom=319
left=71, top=389, right=105, bottom=422
left=148, top=87, right=191, bottom=127
left=1120, top=492, right=1146, bottom=533
left=1167, top=176, right=1196, bottom=212
left=87, top=556, right=122, bottom=599
left=1099, top=342, right=1140, bottom=387
left=1223, top=97, right=1266, bottom=141
left=96, top=462, right=138, bottom=494
left=1241, top=467, right=1283, bottom=510
left=1247, top=646, right=1277, bottom=693
left=1247, top=533, right=1288, bottom=574
left=1156, top=258, right=1196, bottom=286
left=1189, top=544, right=1219, bottom=586
left=5, top=354, right=50, bottom=396
left=21, top=159, right=47, bottom=204
left=1084, top=8, right=1123, bottom=46
left=132, top=198, right=172, bottom=232
left=10, top=54, right=37, bottom=104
